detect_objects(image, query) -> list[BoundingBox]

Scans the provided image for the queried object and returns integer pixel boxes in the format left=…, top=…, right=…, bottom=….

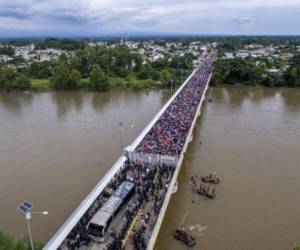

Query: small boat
left=201, top=173, right=220, bottom=184
left=197, top=186, right=216, bottom=199
left=173, top=229, right=196, bottom=247
left=201, top=176, right=220, bottom=184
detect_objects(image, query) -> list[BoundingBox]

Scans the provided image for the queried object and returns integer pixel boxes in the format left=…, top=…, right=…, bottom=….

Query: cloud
left=232, top=17, right=253, bottom=24
left=0, top=0, right=299, bottom=36
left=133, top=19, right=159, bottom=28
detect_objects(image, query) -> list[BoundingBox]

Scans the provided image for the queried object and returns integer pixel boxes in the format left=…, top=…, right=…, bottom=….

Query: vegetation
left=212, top=57, right=265, bottom=86
left=0, top=229, right=43, bottom=250
left=35, top=38, right=86, bottom=51
left=89, top=68, right=110, bottom=91
left=0, top=46, right=15, bottom=57
left=293, top=245, right=300, bottom=250
left=50, top=64, right=81, bottom=90
left=283, top=54, right=300, bottom=87
left=212, top=54, right=300, bottom=87
left=0, top=66, right=31, bottom=90
left=30, top=79, right=51, bottom=91
left=213, top=36, right=300, bottom=55
left=5, top=37, right=300, bottom=91
left=0, top=45, right=193, bottom=91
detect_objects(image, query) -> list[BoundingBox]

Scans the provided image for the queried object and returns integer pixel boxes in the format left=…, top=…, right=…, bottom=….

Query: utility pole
left=25, top=213, right=34, bottom=250
left=118, top=122, right=124, bottom=152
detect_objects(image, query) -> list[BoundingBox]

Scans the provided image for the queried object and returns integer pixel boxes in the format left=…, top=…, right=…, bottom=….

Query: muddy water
left=155, top=86, right=300, bottom=250
left=1, top=86, right=300, bottom=249
left=0, top=90, right=171, bottom=241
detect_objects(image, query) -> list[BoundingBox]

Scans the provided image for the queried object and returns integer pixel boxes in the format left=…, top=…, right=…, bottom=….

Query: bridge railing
left=126, top=151, right=179, bottom=168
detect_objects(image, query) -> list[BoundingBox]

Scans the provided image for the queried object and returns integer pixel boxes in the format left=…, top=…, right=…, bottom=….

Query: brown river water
left=0, top=86, right=300, bottom=250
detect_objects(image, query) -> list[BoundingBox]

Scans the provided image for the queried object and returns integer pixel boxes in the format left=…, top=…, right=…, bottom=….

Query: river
left=0, top=86, right=300, bottom=249
left=155, top=86, right=300, bottom=250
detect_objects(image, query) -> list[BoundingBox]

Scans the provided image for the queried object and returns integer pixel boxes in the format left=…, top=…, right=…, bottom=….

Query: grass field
left=30, top=76, right=159, bottom=91
left=30, top=79, right=51, bottom=91
left=0, top=229, right=43, bottom=250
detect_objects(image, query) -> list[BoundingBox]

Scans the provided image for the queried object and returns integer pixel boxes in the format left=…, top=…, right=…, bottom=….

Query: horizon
left=1, top=33, right=300, bottom=41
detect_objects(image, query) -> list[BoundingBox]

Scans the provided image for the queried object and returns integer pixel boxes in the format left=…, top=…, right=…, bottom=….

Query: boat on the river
left=201, top=176, right=220, bottom=184
left=197, top=185, right=216, bottom=199
left=201, top=172, right=220, bottom=184
left=173, top=229, right=196, bottom=247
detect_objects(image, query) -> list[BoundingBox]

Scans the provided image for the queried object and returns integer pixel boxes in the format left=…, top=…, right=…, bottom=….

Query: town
left=1, top=37, right=300, bottom=92
left=0, top=38, right=213, bottom=68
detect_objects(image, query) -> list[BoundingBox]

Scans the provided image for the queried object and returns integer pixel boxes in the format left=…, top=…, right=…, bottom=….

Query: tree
left=90, top=68, right=110, bottom=91
left=27, top=61, right=52, bottom=79
left=68, top=69, right=81, bottom=90
left=0, top=66, right=18, bottom=90
left=160, top=69, right=172, bottom=87
left=151, top=70, right=160, bottom=81
left=0, top=46, right=15, bottom=56
left=16, top=74, right=31, bottom=90
left=284, top=66, right=300, bottom=87
left=50, top=64, right=69, bottom=90
left=137, top=67, right=151, bottom=80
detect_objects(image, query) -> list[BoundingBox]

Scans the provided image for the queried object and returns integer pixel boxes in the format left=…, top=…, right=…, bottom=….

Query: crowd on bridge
left=57, top=51, right=216, bottom=250
left=135, top=52, right=216, bottom=157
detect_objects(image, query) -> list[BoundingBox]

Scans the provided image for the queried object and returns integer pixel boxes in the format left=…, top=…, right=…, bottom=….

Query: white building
left=0, top=55, right=13, bottom=62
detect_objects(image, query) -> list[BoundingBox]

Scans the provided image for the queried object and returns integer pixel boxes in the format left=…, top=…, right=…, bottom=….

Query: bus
left=87, top=180, right=135, bottom=242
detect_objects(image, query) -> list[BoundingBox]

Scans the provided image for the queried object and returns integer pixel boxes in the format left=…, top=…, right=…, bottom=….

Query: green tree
left=68, top=69, right=81, bottom=90
left=50, top=64, right=69, bottom=90
left=0, top=66, right=18, bottom=90
left=16, top=74, right=31, bottom=90
left=284, top=66, right=300, bottom=87
left=90, top=68, right=110, bottom=91
left=27, top=61, right=52, bottom=79
left=137, top=68, right=151, bottom=80
left=160, top=69, right=172, bottom=87
left=0, top=46, right=15, bottom=56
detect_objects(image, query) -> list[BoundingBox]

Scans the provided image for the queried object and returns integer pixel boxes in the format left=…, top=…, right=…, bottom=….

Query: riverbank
left=0, top=229, right=43, bottom=250
left=29, top=76, right=160, bottom=91
left=13, top=78, right=300, bottom=92
left=212, top=56, right=300, bottom=88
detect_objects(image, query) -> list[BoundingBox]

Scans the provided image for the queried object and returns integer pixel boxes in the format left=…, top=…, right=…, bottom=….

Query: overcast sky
left=0, top=0, right=300, bottom=37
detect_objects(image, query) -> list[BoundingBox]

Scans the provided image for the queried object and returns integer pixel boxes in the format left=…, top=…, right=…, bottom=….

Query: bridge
left=43, top=51, right=217, bottom=250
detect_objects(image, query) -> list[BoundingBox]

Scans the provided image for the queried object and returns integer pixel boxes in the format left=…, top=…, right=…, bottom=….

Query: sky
left=0, top=0, right=300, bottom=37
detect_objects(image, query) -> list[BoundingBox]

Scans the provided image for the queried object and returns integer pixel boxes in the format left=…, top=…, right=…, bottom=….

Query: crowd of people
left=135, top=52, right=216, bottom=157
left=58, top=52, right=216, bottom=250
